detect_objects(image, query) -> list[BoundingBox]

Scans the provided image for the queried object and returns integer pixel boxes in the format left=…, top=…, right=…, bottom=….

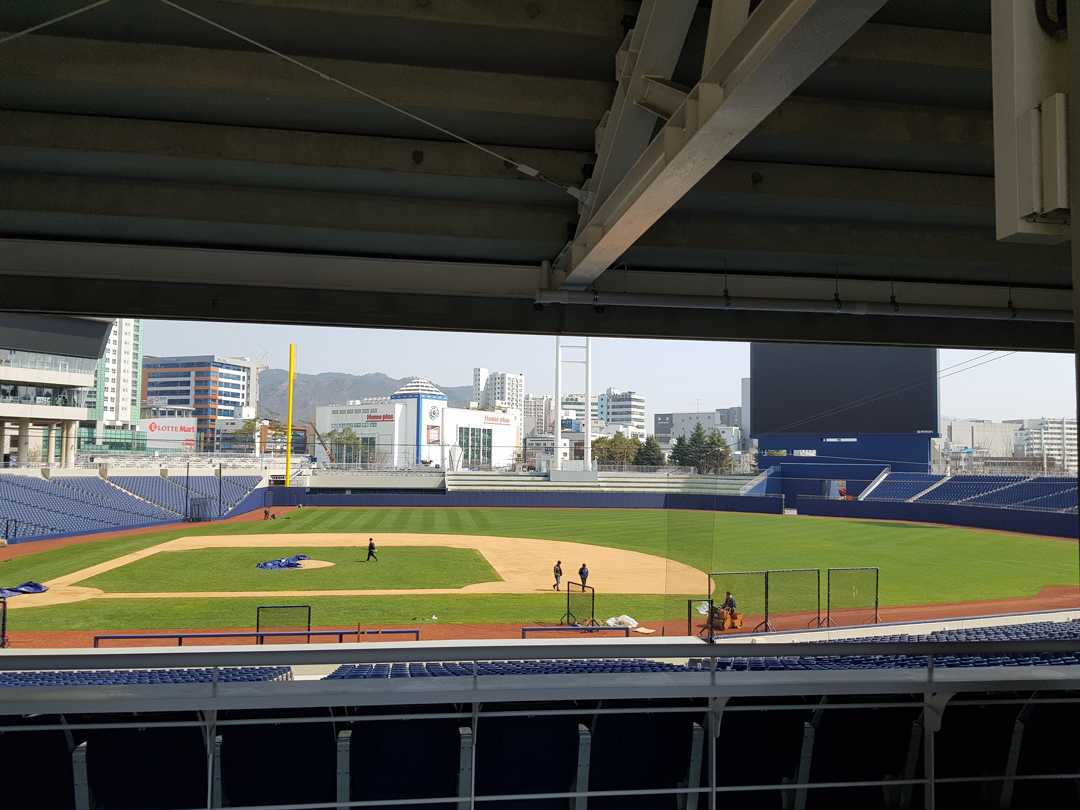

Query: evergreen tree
left=634, top=435, right=665, bottom=467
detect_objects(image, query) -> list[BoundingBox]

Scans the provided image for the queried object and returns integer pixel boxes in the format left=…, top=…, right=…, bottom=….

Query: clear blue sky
left=143, top=320, right=1076, bottom=422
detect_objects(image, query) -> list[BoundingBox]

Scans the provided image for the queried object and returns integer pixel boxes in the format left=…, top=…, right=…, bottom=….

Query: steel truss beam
left=562, top=0, right=890, bottom=288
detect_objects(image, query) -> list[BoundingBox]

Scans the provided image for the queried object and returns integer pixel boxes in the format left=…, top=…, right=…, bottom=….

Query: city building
left=83, top=318, right=143, bottom=430
left=215, top=418, right=308, bottom=456
left=1007, top=417, right=1078, bottom=473
left=941, top=419, right=1020, bottom=459
left=472, top=367, right=524, bottom=432
left=315, top=378, right=521, bottom=469
left=523, top=394, right=554, bottom=436
left=559, top=393, right=596, bottom=426
left=740, top=377, right=752, bottom=449
left=142, top=355, right=262, bottom=450
left=0, top=315, right=110, bottom=467
left=595, top=388, right=646, bottom=435
left=654, top=410, right=742, bottom=452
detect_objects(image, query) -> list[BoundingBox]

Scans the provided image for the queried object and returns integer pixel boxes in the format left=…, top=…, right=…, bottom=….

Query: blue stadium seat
left=0, top=666, right=291, bottom=688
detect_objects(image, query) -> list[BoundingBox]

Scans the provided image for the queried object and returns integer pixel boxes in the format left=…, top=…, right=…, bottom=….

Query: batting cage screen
left=826, top=567, right=880, bottom=626
left=687, top=599, right=714, bottom=641
left=708, top=570, right=766, bottom=630
left=765, top=568, right=822, bottom=629
left=256, top=604, right=313, bottom=642
left=188, top=496, right=215, bottom=522
left=561, top=582, right=598, bottom=627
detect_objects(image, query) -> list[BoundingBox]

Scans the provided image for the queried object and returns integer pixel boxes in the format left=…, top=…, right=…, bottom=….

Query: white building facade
left=472, top=368, right=524, bottom=430
left=316, top=378, right=521, bottom=470
left=1009, top=417, right=1078, bottom=473
left=85, top=318, right=143, bottom=429
left=596, top=388, right=646, bottom=436
left=523, top=394, right=554, bottom=436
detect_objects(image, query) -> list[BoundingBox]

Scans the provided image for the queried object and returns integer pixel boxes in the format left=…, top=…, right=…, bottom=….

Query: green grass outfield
left=78, top=546, right=500, bottom=593
left=3, top=507, right=1077, bottom=631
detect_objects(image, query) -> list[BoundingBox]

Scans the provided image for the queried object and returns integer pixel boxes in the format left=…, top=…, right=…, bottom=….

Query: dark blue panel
left=797, top=497, right=1078, bottom=539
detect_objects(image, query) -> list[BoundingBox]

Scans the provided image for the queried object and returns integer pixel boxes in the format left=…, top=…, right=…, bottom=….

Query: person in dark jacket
left=552, top=560, right=563, bottom=591
left=578, top=563, right=589, bottom=587
left=366, top=537, right=378, bottom=562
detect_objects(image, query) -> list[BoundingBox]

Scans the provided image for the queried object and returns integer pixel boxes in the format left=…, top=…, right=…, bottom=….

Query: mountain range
left=258, top=369, right=473, bottom=425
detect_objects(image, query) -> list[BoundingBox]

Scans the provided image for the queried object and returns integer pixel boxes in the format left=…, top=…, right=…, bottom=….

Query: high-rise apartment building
left=1007, top=417, right=1078, bottom=473
left=523, top=394, right=554, bottom=436
left=84, top=318, right=142, bottom=429
left=472, top=367, right=524, bottom=431
left=142, top=355, right=262, bottom=450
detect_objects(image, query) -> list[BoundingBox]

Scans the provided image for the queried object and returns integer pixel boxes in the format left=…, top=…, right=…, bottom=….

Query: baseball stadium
left=4, top=1, right=1080, bottom=808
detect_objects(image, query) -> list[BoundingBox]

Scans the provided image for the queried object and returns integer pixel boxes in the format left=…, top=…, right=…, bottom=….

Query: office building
left=596, top=388, right=646, bottom=434
left=654, top=410, right=742, bottom=451
left=142, top=355, right=262, bottom=450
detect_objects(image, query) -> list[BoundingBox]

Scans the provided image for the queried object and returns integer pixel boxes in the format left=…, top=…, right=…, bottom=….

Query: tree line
left=590, top=422, right=732, bottom=473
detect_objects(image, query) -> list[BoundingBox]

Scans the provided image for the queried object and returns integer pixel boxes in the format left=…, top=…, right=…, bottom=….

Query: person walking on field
left=578, top=563, right=589, bottom=587
left=366, top=537, right=378, bottom=562
left=552, top=560, right=563, bottom=591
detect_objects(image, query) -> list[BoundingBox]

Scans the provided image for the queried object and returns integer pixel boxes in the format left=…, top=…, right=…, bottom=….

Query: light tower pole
left=554, top=336, right=562, bottom=471
left=584, top=337, right=592, bottom=471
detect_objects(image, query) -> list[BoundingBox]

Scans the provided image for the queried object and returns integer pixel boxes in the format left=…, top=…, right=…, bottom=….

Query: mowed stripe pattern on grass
left=3, top=507, right=1077, bottom=631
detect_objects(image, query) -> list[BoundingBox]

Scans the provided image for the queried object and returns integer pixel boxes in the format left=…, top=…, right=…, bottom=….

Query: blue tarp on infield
left=0, top=580, right=47, bottom=598
left=256, top=554, right=310, bottom=570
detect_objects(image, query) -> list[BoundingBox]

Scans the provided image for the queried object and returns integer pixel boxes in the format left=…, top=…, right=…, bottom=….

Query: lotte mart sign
left=138, top=417, right=198, bottom=450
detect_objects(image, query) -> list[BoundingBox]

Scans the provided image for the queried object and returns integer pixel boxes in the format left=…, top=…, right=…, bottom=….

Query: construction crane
left=308, top=422, right=335, bottom=464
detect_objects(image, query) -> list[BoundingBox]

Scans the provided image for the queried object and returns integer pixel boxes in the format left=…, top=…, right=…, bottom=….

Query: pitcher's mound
left=297, top=559, right=335, bottom=570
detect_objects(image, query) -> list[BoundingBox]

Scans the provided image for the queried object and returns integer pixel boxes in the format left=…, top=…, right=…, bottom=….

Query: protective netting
left=563, top=582, right=597, bottom=627
left=766, top=568, right=822, bottom=629
left=256, top=604, right=313, bottom=642
left=709, top=570, right=767, bottom=625
left=827, top=567, right=880, bottom=626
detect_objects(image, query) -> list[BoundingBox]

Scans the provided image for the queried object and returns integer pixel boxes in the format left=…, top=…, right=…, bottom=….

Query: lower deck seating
left=0, top=666, right=291, bottom=688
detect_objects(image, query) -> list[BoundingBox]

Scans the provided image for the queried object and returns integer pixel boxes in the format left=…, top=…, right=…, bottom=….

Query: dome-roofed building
left=315, top=377, right=519, bottom=469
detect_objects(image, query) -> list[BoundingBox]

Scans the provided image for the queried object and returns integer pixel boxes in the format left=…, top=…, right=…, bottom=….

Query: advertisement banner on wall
left=139, top=417, right=198, bottom=450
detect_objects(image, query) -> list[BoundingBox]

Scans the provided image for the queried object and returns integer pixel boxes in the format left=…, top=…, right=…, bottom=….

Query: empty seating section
left=0, top=473, right=262, bottom=540
left=326, top=659, right=690, bottom=679
left=864, top=472, right=941, bottom=501
left=52, top=476, right=173, bottom=521
left=110, top=475, right=263, bottom=518
left=915, top=474, right=1024, bottom=504
left=964, top=475, right=1078, bottom=508
left=0, top=475, right=119, bottom=539
left=0, top=666, right=291, bottom=688
left=109, top=475, right=189, bottom=515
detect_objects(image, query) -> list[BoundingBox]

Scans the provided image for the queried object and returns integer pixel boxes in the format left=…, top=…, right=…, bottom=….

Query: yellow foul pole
left=285, top=343, right=296, bottom=487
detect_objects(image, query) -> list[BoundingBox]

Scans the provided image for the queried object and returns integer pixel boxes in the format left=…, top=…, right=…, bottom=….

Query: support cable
left=0, top=0, right=113, bottom=47
left=156, top=0, right=583, bottom=199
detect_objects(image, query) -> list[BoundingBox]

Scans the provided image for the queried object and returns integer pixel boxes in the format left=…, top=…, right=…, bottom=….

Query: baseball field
left=2, top=506, right=1078, bottom=644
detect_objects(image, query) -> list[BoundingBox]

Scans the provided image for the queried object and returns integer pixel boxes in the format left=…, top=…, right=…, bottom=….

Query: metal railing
left=1, top=638, right=1079, bottom=809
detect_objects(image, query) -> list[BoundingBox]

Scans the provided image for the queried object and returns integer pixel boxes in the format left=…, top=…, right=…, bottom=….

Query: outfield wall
left=798, top=497, right=1078, bottom=539
left=255, top=487, right=785, bottom=514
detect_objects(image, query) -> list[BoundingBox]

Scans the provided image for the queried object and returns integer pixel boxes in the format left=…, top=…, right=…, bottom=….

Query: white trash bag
left=604, top=614, right=640, bottom=629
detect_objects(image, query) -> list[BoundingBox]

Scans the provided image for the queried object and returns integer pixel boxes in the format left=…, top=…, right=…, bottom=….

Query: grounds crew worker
left=553, top=560, right=563, bottom=591
left=578, top=563, right=589, bottom=587
left=366, top=537, right=378, bottom=562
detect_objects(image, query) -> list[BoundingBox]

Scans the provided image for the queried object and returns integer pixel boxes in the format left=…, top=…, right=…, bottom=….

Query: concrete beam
left=737, top=96, right=994, bottom=173
left=633, top=215, right=1069, bottom=286
left=690, top=161, right=993, bottom=226
left=0, top=33, right=612, bottom=146
left=215, top=0, right=626, bottom=37
left=3, top=272, right=1069, bottom=351
left=0, top=110, right=589, bottom=190
left=0, top=174, right=573, bottom=249
left=563, top=0, right=889, bottom=287
left=837, top=23, right=990, bottom=72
